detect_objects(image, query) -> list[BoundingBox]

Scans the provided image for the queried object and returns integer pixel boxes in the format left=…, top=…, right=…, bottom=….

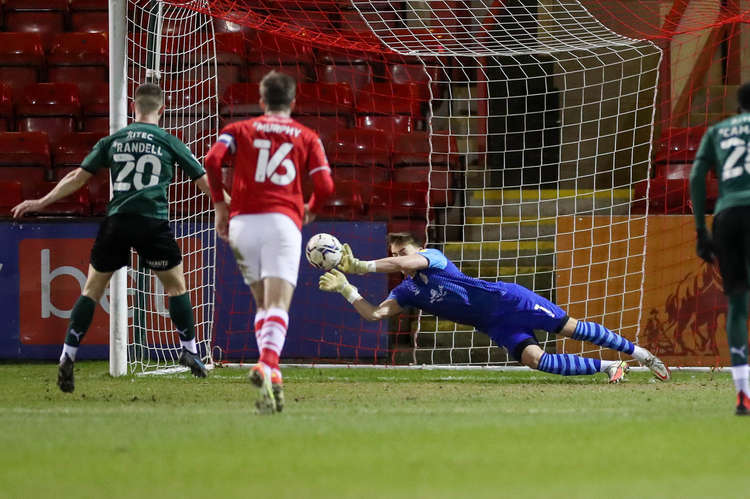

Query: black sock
left=64, top=296, right=96, bottom=347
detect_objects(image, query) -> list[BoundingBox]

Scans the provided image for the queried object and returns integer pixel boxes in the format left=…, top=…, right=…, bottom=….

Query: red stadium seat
left=325, top=128, right=391, bottom=168
left=393, top=131, right=459, bottom=168
left=0, top=33, right=44, bottom=95
left=0, top=180, right=22, bottom=216
left=245, top=30, right=315, bottom=65
left=88, top=169, right=109, bottom=215
left=392, top=166, right=453, bottom=206
left=0, top=84, right=12, bottom=132
left=48, top=33, right=109, bottom=98
left=356, top=82, right=426, bottom=117
left=317, top=64, right=373, bottom=93
left=4, top=0, right=68, bottom=50
left=220, top=83, right=261, bottom=121
left=388, top=218, right=427, bottom=240
left=53, top=132, right=104, bottom=169
left=81, top=83, right=109, bottom=134
left=0, top=131, right=51, bottom=198
left=369, top=181, right=428, bottom=219
left=16, top=83, right=81, bottom=147
left=356, top=114, right=413, bottom=135
left=331, top=166, right=389, bottom=197
left=317, top=180, right=365, bottom=220
left=70, top=0, right=108, bottom=33
left=295, top=82, right=354, bottom=129
left=215, top=32, right=247, bottom=95
left=248, top=64, right=312, bottom=84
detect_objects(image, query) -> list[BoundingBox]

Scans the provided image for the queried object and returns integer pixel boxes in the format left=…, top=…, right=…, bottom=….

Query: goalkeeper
left=689, top=82, right=750, bottom=416
left=320, top=233, right=670, bottom=383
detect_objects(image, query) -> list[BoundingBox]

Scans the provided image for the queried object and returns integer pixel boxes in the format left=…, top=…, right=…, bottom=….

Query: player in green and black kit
left=12, top=83, right=213, bottom=392
left=690, top=82, right=750, bottom=416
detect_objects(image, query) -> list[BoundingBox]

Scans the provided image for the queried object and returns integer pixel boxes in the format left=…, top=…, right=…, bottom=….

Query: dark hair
left=739, top=82, right=750, bottom=113
left=134, top=83, right=163, bottom=114
left=260, top=70, right=296, bottom=111
left=387, top=232, right=423, bottom=248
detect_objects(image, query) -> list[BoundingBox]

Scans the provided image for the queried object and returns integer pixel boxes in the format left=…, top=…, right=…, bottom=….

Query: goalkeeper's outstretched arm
left=319, top=269, right=403, bottom=321
left=338, top=244, right=428, bottom=275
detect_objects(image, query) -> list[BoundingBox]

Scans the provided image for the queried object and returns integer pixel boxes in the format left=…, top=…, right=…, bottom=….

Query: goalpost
left=112, top=0, right=747, bottom=370
left=109, top=0, right=218, bottom=375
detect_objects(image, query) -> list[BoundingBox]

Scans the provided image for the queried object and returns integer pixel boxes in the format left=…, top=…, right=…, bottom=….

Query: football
left=305, top=233, right=343, bottom=271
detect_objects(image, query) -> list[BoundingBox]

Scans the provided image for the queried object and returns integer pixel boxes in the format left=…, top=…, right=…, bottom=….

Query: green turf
left=1, top=362, right=748, bottom=498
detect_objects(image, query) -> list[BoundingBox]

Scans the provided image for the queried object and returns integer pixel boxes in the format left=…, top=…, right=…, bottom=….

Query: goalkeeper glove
left=319, top=269, right=361, bottom=303
left=337, top=243, right=376, bottom=274
left=696, top=227, right=714, bottom=264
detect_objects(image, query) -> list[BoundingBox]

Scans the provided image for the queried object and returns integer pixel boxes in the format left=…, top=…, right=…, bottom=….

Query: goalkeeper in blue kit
left=690, top=82, right=750, bottom=415
left=319, top=233, right=670, bottom=383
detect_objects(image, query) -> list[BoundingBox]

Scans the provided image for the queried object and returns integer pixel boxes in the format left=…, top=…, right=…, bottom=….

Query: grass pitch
left=1, top=362, right=748, bottom=499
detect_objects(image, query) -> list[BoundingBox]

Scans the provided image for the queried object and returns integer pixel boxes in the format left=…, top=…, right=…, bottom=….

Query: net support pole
left=109, top=0, right=128, bottom=377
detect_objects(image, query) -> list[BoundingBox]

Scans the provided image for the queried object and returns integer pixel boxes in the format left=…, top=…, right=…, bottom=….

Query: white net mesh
left=346, top=1, right=660, bottom=364
left=126, top=0, right=218, bottom=372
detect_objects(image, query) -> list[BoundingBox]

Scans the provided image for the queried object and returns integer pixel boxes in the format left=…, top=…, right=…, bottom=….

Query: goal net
left=132, top=0, right=748, bottom=368
left=123, top=0, right=218, bottom=373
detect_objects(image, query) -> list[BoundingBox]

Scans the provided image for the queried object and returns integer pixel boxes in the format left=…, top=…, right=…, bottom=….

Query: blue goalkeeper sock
left=537, top=353, right=600, bottom=375
left=572, top=321, right=635, bottom=355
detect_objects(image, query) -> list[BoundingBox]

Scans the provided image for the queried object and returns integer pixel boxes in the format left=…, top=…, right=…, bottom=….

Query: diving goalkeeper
left=319, top=232, right=670, bottom=382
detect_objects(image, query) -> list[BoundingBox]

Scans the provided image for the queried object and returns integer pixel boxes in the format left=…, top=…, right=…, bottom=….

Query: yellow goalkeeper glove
left=319, top=269, right=361, bottom=303
left=337, top=243, right=376, bottom=275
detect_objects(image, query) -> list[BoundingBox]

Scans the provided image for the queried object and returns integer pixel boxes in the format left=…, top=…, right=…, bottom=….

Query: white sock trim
left=731, top=364, right=750, bottom=395
left=599, top=360, right=616, bottom=372
left=631, top=345, right=650, bottom=363
left=180, top=339, right=197, bottom=354
left=61, top=344, right=78, bottom=362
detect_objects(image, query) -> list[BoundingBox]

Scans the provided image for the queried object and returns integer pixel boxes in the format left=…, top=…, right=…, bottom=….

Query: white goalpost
left=109, top=0, right=219, bottom=375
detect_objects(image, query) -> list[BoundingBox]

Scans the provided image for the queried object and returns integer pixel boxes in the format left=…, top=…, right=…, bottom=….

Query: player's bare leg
left=558, top=318, right=670, bottom=381
left=249, top=278, right=293, bottom=413
left=155, top=264, right=207, bottom=378
left=59, top=266, right=113, bottom=393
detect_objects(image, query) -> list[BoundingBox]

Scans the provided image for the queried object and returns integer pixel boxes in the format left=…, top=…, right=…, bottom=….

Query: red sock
left=260, top=348, right=279, bottom=370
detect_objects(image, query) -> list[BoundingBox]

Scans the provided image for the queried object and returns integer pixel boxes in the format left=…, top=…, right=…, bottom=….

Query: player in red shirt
left=204, top=71, right=334, bottom=413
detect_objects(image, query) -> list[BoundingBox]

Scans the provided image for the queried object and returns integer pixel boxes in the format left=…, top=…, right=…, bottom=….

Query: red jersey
left=206, top=115, right=331, bottom=229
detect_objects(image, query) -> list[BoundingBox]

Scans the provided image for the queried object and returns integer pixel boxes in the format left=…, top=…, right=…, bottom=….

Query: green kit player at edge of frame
left=11, top=83, right=213, bottom=392
left=690, top=81, right=750, bottom=416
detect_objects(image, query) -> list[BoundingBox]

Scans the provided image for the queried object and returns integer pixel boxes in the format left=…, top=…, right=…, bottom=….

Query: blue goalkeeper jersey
left=386, top=249, right=566, bottom=334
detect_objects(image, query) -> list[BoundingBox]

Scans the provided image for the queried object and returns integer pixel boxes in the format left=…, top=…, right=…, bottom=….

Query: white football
left=305, top=233, right=343, bottom=271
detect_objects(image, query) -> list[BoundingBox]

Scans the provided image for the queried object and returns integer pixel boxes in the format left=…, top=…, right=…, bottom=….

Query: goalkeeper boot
left=178, top=348, right=208, bottom=378
left=249, top=362, right=277, bottom=414
left=57, top=353, right=75, bottom=393
left=737, top=391, right=749, bottom=416
left=271, top=368, right=284, bottom=413
left=642, top=353, right=670, bottom=381
left=605, top=360, right=629, bottom=384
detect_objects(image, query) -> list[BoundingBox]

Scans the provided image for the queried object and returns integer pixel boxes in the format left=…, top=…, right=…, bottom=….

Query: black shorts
left=712, top=205, right=750, bottom=295
left=90, top=213, right=182, bottom=272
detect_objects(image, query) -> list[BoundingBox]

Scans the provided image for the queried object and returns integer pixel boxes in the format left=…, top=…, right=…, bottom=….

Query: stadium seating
left=0, top=84, right=12, bottom=132
left=369, top=181, right=428, bottom=219
left=295, top=82, right=355, bottom=130
left=393, top=131, right=459, bottom=168
left=316, top=64, right=373, bottom=93
left=52, top=132, right=103, bottom=169
left=51, top=132, right=103, bottom=216
left=356, top=114, right=413, bottom=135
left=34, top=180, right=90, bottom=216
left=325, top=128, right=391, bottom=168
left=70, top=0, right=108, bottom=33
left=220, top=83, right=261, bottom=123
left=48, top=33, right=109, bottom=98
left=0, top=33, right=45, bottom=95
left=4, top=0, right=68, bottom=50
left=249, top=64, right=312, bottom=84
left=215, top=32, right=247, bottom=95
left=245, top=30, right=315, bottom=65
left=356, top=82, right=426, bottom=120
left=0, top=180, right=22, bottom=216
left=317, top=179, right=365, bottom=220
left=0, top=131, right=51, bottom=199
left=16, top=83, right=81, bottom=147
left=81, top=82, right=108, bottom=134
